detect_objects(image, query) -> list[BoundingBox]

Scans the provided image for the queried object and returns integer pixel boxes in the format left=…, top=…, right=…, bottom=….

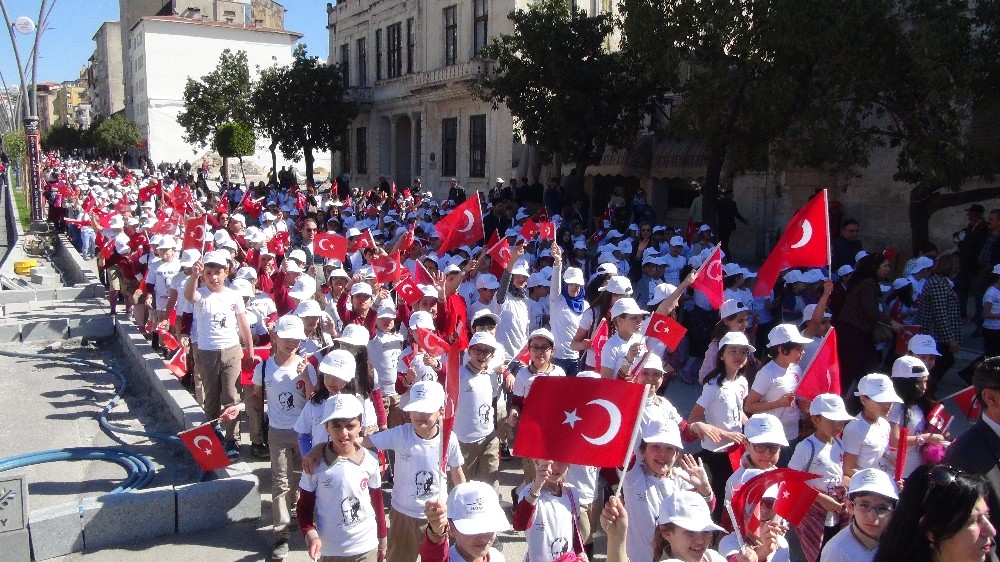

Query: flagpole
left=614, top=391, right=647, bottom=498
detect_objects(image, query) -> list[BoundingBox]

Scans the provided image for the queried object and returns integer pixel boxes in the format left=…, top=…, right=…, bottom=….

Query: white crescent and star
left=317, top=237, right=333, bottom=252
left=706, top=259, right=723, bottom=282
left=192, top=435, right=214, bottom=454
left=457, top=210, right=476, bottom=233
left=790, top=219, right=813, bottom=249
left=652, top=320, right=669, bottom=334
left=562, top=399, right=623, bottom=446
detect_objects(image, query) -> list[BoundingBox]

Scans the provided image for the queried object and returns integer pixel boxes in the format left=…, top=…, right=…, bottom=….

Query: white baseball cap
left=321, top=393, right=364, bottom=423
left=335, top=324, right=371, bottom=347
left=203, top=250, right=230, bottom=267
left=801, top=304, right=832, bottom=325
left=912, top=256, right=935, bottom=272
left=563, top=267, right=585, bottom=286
left=657, top=490, right=725, bottom=532
left=285, top=260, right=305, bottom=273
left=766, top=324, right=812, bottom=348
left=476, top=274, right=500, bottom=290
left=230, top=278, right=255, bottom=298
left=468, top=331, right=503, bottom=352
left=511, top=260, right=531, bottom=277
left=376, top=302, right=397, bottom=319
left=527, top=272, right=548, bottom=288
left=178, top=249, right=201, bottom=268
left=648, top=283, right=678, bottom=307
left=447, top=481, right=511, bottom=535
left=235, top=266, right=258, bottom=280
left=610, top=298, right=648, bottom=318
left=837, top=264, right=855, bottom=277
left=809, top=393, right=855, bottom=421
left=718, top=331, right=755, bottom=353
left=849, top=468, right=899, bottom=500
left=350, top=282, right=374, bottom=297
left=158, top=235, right=178, bottom=250
left=402, top=380, right=446, bottom=413
left=891, top=355, right=929, bottom=379
left=669, top=236, right=685, bottom=247
left=471, top=309, right=500, bottom=326
left=720, top=299, right=748, bottom=319
left=293, top=299, right=324, bottom=318
left=288, top=275, right=317, bottom=300
left=526, top=328, right=555, bottom=346
left=641, top=419, right=682, bottom=449
left=744, top=413, right=789, bottom=446
left=319, top=349, right=357, bottom=382
left=288, top=249, right=308, bottom=264
left=595, top=262, right=618, bottom=276
left=636, top=352, right=667, bottom=374
left=599, top=275, right=633, bottom=296
left=855, top=373, right=903, bottom=403
left=274, top=315, right=307, bottom=340
left=908, top=334, right=941, bottom=356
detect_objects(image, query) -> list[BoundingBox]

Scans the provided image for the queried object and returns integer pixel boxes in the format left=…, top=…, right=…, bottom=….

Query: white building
left=127, top=15, right=306, bottom=169
left=89, top=21, right=125, bottom=118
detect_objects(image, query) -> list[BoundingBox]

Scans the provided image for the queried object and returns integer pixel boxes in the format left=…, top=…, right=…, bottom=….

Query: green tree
left=2, top=129, right=26, bottom=165
left=475, top=0, right=641, bottom=195
left=177, top=49, right=253, bottom=179
left=250, top=45, right=357, bottom=183
left=42, top=123, right=82, bottom=154
left=214, top=120, right=256, bottom=187
left=94, top=115, right=140, bottom=159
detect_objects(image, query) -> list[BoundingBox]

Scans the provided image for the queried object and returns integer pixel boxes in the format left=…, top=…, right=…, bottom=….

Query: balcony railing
left=413, top=60, right=489, bottom=88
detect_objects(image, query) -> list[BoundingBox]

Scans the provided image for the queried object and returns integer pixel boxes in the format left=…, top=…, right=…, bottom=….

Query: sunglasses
left=924, top=465, right=963, bottom=505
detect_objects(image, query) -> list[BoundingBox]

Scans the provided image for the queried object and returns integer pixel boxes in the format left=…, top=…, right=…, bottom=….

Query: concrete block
left=4, top=302, right=29, bottom=314
left=0, top=527, right=29, bottom=561
left=0, top=291, right=36, bottom=305
left=54, top=287, right=88, bottom=300
left=83, top=487, right=176, bottom=551
left=28, top=501, right=87, bottom=560
left=175, top=474, right=260, bottom=533
left=20, top=319, right=69, bottom=342
left=67, top=316, right=115, bottom=339
left=0, top=323, right=20, bottom=343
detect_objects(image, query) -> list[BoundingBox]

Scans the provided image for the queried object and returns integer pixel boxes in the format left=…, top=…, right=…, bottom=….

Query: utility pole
left=0, top=0, right=51, bottom=225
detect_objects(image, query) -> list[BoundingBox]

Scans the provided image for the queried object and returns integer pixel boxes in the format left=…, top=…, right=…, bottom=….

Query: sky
left=0, top=0, right=330, bottom=88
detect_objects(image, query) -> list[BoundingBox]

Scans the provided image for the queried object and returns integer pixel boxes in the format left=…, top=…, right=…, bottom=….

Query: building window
left=375, top=29, right=383, bottom=81
left=444, top=6, right=457, bottom=66
left=387, top=23, right=403, bottom=78
left=473, top=0, right=488, bottom=57
left=357, top=38, right=367, bottom=87
left=406, top=18, right=415, bottom=74
left=442, top=117, right=458, bottom=177
left=356, top=127, right=368, bottom=174
left=340, top=43, right=350, bottom=88
left=342, top=133, right=351, bottom=173
left=469, top=115, right=486, bottom=177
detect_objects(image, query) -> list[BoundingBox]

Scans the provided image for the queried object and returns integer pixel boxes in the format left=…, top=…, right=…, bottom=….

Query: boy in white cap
left=493, top=244, right=531, bottom=358
left=454, top=331, right=505, bottom=492
left=147, top=234, right=181, bottom=324
left=745, top=324, right=813, bottom=445
left=726, top=413, right=788, bottom=501
left=599, top=297, right=649, bottom=379
left=819, top=468, right=898, bottom=562
left=297, top=394, right=387, bottom=562
left=526, top=272, right=551, bottom=332
left=361, top=381, right=465, bottom=562
left=420, top=481, right=511, bottom=562
left=368, top=302, right=405, bottom=428
left=468, top=273, right=500, bottom=321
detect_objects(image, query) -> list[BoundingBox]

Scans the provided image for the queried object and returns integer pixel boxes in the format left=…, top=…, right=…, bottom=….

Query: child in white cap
left=420, top=481, right=511, bottom=562
left=717, top=472, right=790, bottom=562
left=745, top=324, right=813, bottom=445
left=842, top=373, right=902, bottom=478
left=787, top=393, right=857, bottom=561
left=698, top=298, right=755, bottom=384
left=888, top=356, right=947, bottom=478
left=726, top=413, right=788, bottom=502
left=599, top=297, right=649, bottom=380
left=819, top=468, right=898, bottom=562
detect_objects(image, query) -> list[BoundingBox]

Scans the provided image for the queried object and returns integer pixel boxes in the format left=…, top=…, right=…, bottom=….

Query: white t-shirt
left=664, top=553, right=727, bottom=562
left=148, top=258, right=181, bottom=310
left=396, top=348, right=439, bottom=409
left=526, top=297, right=550, bottom=332
left=985, top=286, right=1000, bottom=330
left=751, top=361, right=803, bottom=442
left=171, top=273, right=193, bottom=314
left=298, top=450, right=381, bottom=557
left=454, top=365, right=501, bottom=443
left=368, top=425, right=463, bottom=519
left=662, top=253, right=686, bottom=285
left=512, top=364, right=566, bottom=399
left=517, top=484, right=579, bottom=562
left=600, top=332, right=643, bottom=376
left=820, top=524, right=876, bottom=562
left=492, top=291, right=529, bottom=358
left=787, top=434, right=844, bottom=526
left=565, top=464, right=599, bottom=506
left=696, top=376, right=749, bottom=451
left=888, top=403, right=926, bottom=478
left=193, top=287, right=246, bottom=350
left=294, top=398, right=329, bottom=450
left=622, top=463, right=696, bottom=562
left=842, top=415, right=892, bottom=474
left=247, top=292, right=277, bottom=323
left=252, top=355, right=318, bottom=430
left=549, top=285, right=588, bottom=361
left=368, top=331, right=404, bottom=396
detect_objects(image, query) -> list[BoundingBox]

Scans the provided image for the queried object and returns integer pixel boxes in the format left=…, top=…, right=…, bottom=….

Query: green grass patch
left=11, top=182, right=31, bottom=231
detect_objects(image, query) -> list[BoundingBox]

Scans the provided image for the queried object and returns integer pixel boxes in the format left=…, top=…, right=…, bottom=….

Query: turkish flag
left=349, top=229, right=376, bottom=252
left=946, top=386, right=982, bottom=419
left=925, top=404, right=954, bottom=434
left=795, top=328, right=841, bottom=401
left=436, top=192, right=484, bottom=256
left=182, top=215, right=207, bottom=251
left=394, top=277, right=424, bottom=307
left=239, top=346, right=272, bottom=385
left=166, top=347, right=188, bottom=379
left=398, top=227, right=416, bottom=254
left=242, top=196, right=263, bottom=218
left=216, top=192, right=229, bottom=215
left=101, top=165, right=118, bottom=178
left=172, top=185, right=194, bottom=207
left=753, top=190, right=830, bottom=297
left=731, top=468, right=819, bottom=538
left=592, top=319, right=609, bottom=372
left=487, top=238, right=513, bottom=270
left=314, top=231, right=348, bottom=261
left=513, top=376, right=646, bottom=467
left=82, top=193, right=97, bottom=213
left=178, top=423, right=232, bottom=472
left=520, top=218, right=539, bottom=240
left=267, top=231, right=291, bottom=255
left=372, top=251, right=406, bottom=283
left=514, top=343, right=531, bottom=365
left=151, top=215, right=181, bottom=236
left=441, top=347, right=462, bottom=471
left=138, top=182, right=161, bottom=202
left=691, top=245, right=724, bottom=309
left=415, top=327, right=451, bottom=357
left=773, top=479, right=821, bottom=527
left=295, top=191, right=307, bottom=212
left=414, top=259, right=434, bottom=285
left=99, top=236, right=116, bottom=260
left=728, top=443, right=746, bottom=470
left=155, top=329, right=181, bottom=352
left=645, top=313, right=687, bottom=350
left=539, top=222, right=556, bottom=240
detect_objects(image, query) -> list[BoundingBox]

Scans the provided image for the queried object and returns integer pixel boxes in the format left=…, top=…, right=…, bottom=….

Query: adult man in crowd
left=956, top=203, right=988, bottom=319
left=715, top=189, right=747, bottom=256
left=447, top=178, right=467, bottom=204
left=831, top=218, right=863, bottom=271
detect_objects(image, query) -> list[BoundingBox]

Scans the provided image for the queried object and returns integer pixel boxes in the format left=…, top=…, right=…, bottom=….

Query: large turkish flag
left=753, top=190, right=830, bottom=297
left=513, top=376, right=646, bottom=467
left=436, top=192, right=484, bottom=255
left=314, top=231, right=349, bottom=261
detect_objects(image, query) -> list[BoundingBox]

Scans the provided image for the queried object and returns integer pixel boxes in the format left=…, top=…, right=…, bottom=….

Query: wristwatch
left=916, top=435, right=926, bottom=447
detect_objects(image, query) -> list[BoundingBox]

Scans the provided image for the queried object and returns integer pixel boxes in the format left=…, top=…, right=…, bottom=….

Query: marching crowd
left=38, top=155, right=999, bottom=562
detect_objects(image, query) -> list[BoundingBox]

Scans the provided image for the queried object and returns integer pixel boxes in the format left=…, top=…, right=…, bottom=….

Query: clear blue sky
left=0, top=0, right=330, bottom=87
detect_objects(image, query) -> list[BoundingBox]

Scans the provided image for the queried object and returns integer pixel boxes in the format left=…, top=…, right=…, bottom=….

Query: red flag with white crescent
left=592, top=319, right=609, bottom=371
left=795, top=328, right=841, bottom=401
left=753, top=190, right=830, bottom=297
left=372, top=251, right=406, bottom=283
left=691, top=245, right=724, bottom=309
left=178, top=423, right=231, bottom=472
left=393, top=277, right=424, bottom=307
left=538, top=222, right=556, bottom=240
left=348, top=229, right=376, bottom=252
left=415, top=328, right=451, bottom=357
left=166, top=347, right=188, bottom=379
left=314, top=231, right=349, bottom=261
left=520, top=218, right=539, bottom=240
left=435, top=192, right=484, bottom=256
left=182, top=215, right=207, bottom=251
left=487, top=238, right=513, bottom=270
left=644, top=312, right=687, bottom=350
left=267, top=231, right=291, bottom=256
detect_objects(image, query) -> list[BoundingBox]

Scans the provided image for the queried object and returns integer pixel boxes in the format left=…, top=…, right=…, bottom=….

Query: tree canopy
left=94, top=116, right=140, bottom=158
left=177, top=49, right=253, bottom=148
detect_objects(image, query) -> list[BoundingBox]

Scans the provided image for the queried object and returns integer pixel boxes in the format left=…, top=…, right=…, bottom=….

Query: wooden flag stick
left=614, top=392, right=648, bottom=498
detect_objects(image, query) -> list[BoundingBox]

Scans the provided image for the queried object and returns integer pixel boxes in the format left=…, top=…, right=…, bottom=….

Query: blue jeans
left=80, top=228, right=96, bottom=257
left=553, top=356, right=581, bottom=377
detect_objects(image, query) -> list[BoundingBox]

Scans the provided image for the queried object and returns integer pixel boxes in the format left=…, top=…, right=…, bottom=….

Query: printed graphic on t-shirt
left=413, top=470, right=435, bottom=500
left=478, top=404, right=492, bottom=425
left=550, top=538, right=570, bottom=559
left=341, top=496, right=363, bottom=526
left=277, top=392, right=294, bottom=411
